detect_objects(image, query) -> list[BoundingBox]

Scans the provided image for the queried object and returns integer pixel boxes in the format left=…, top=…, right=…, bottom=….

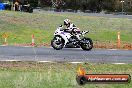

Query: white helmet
left=64, top=19, right=70, bottom=25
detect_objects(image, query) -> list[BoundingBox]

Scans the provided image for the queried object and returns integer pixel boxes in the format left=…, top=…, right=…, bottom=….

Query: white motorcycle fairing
left=51, top=25, right=93, bottom=50
left=54, top=30, right=71, bottom=45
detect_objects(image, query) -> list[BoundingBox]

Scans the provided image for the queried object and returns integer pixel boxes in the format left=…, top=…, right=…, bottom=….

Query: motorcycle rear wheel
left=51, top=36, right=64, bottom=50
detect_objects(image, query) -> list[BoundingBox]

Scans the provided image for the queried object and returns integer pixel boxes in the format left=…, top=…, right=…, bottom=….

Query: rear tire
left=51, top=36, right=64, bottom=50
left=81, top=38, right=93, bottom=51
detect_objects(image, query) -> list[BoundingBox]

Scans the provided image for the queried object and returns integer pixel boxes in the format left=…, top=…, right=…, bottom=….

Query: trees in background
left=1, top=0, right=132, bottom=12
left=44, top=0, right=132, bottom=12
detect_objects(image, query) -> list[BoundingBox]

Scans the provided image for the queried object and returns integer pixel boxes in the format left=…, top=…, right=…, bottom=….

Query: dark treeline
left=38, top=0, right=132, bottom=12
left=1, top=0, right=132, bottom=12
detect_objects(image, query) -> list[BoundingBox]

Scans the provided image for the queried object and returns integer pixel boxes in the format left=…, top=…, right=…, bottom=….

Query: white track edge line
left=112, top=63, right=126, bottom=64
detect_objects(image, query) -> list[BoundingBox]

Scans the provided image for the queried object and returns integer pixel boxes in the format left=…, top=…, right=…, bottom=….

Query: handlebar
left=81, top=31, right=89, bottom=35
left=85, top=31, right=89, bottom=34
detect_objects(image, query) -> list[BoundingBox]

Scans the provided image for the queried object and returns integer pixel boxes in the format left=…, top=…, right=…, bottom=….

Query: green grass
left=0, top=61, right=131, bottom=88
left=0, top=11, right=132, bottom=45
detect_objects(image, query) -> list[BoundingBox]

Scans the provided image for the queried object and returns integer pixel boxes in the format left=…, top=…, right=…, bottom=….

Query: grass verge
left=0, top=61, right=131, bottom=88
left=0, top=11, right=132, bottom=46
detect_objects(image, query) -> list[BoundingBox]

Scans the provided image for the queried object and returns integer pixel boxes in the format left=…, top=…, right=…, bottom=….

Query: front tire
left=81, top=38, right=93, bottom=51
left=51, top=36, right=64, bottom=50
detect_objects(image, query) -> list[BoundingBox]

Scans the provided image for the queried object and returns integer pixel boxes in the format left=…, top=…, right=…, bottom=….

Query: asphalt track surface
left=0, top=46, right=132, bottom=63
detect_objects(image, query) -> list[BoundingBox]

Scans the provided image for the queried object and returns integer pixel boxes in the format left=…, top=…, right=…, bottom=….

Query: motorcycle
left=51, top=25, right=93, bottom=50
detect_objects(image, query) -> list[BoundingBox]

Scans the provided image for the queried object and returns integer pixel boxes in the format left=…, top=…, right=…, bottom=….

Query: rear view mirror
left=59, top=25, right=63, bottom=27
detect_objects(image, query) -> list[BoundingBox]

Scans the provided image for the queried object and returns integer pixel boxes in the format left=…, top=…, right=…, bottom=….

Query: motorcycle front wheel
left=80, top=38, right=93, bottom=51
left=51, top=36, right=64, bottom=50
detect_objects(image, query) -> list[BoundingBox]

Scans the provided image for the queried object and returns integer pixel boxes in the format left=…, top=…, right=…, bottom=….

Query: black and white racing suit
left=65, top=23, right=81, bottom=40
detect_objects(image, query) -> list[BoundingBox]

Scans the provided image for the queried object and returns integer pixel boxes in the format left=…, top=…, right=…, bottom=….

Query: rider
left=63, top=19, right=81, bottom=40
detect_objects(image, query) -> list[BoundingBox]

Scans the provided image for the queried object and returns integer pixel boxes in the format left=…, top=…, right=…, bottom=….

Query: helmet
left=64, top=19, right=70, bottom=25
